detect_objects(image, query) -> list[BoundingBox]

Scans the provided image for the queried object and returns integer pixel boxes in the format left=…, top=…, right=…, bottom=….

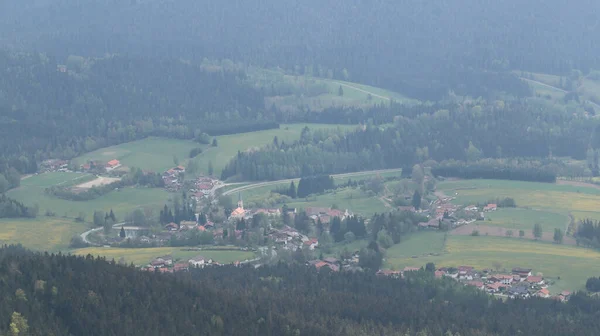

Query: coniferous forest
left=2, top=245, right=600, bottom=336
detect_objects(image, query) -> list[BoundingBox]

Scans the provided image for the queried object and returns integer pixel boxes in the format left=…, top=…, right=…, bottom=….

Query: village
left=39, top=158, right=570, bottom=301
left=376, top=265, right=572, bottom=302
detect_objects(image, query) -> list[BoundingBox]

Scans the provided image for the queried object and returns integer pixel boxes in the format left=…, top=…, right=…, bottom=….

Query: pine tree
left=289, top=181, right=297, bottom=198
left=120, top=226, right=126, bottom=238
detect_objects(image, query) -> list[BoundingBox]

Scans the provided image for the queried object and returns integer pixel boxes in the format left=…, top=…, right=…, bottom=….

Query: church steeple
left=237, top=192, right=243, bottom=209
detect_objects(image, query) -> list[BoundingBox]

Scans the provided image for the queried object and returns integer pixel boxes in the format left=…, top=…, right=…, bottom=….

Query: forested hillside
left=0, top=50, right=270, bottom=176
left=2, top=245, right=600, bottom=336
left=1, top=0, right=597, bottom=99
left=222, top=100, right=598, bottom=180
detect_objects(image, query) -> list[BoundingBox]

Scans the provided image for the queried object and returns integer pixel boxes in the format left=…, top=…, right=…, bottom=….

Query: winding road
left=220, top=168, right=403, bottom=196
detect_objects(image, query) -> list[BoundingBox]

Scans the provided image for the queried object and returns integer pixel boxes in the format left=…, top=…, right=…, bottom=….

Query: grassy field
left=191, top=123, right=356, bottom=178
left=385, top=231, right=447, bottom=262
left=73, top=137, right=199, bottom=173
left=74, top=247, right=256, bottom=266
left=286, top=187, right=388, bottom=217
left=8, top=185, right=169, bottom=219
left=22, top=172, right=94, bottom=188
left=0, top=217, right=83, bottom=251
left=248, top=67, right=418, bottom=112
left=483, top=208, right=567, bottom=232
left=386, top=234, right=600, bottom=293
left=439, top=179, right=600, bottom=213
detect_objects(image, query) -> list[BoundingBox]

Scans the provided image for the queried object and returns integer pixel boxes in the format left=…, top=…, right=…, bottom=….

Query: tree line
left=222, top=98, right=591, bottom=181
left=5, top=244, right=600, bottom=335
left=0, top=194, right=37, bottom=219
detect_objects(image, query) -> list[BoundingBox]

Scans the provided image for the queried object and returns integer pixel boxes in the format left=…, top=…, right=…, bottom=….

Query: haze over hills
left=2, top=0, right=599, bottom=99
left=4, top=1, right=600, bottom=335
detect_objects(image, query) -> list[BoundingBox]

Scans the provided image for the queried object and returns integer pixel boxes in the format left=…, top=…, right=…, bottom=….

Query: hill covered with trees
left=0, top=50, right=271, bottom=178
left=222, top=100, right=596, bottom=181
left=1, top=0, right=598, bottom=100
left=3, top=245, right=600, bottom=335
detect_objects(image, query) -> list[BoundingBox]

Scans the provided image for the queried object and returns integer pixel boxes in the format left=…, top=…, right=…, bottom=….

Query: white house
left=189, top=255, right=212, bottom=268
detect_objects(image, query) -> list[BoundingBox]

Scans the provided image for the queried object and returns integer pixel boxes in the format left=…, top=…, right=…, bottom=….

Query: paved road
left=80, top=222, right=126, bottom=246
left=221, top=168, right=403, bottom=196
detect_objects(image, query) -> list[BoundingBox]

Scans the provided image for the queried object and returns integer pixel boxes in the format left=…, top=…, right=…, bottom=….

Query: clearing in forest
left=74, top=247, right=256, bottom=266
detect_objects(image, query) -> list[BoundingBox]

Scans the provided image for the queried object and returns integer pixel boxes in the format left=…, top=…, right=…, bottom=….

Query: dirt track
left=76, top=176, right=121, bottom=189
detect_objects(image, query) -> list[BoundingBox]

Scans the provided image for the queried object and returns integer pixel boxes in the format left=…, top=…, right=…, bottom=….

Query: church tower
left=237, top=192, right=244, bottom=210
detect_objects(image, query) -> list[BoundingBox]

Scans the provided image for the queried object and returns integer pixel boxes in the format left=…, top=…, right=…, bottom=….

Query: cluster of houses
left=190, top=176, right=221, bottom=200
left=40, top=159, right=70, bottom=172
left=376, top=265, right=571, bottom=301
left=162, top=166, right=185, bottom=191
left=140, top=253, right=247, bottom=273
left=375, top=265, right=570, bottom=301
left=308, top=254, right=362, bottom=273
left=228, top=196, right=283, bottom=220
left=305, top=207, right=353, bottom=224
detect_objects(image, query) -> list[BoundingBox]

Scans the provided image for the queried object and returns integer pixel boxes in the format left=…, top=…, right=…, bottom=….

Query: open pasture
left=22, top=172, right=94, bottom=188
left=386, top=235, right=600, bottom=293
left=8, top=185, right=169, bottom=219
left=482, top=208, right=567, bottom=232
left=285, top=187, right=388, bottom=217
left=0, top=217, right=83, bottom=251
left=73, top=137, right=199, bottom=173
left=74, top=246, right=256, bottom=266
left=191, top=123, right=356, bottom=178
left=438, top=179, right=600, bottom=213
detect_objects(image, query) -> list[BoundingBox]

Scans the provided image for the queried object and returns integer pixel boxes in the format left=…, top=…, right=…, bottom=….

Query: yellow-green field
left=0, top=217, right=83, bottom=251
left=74, top=247, right=256, bottom=266
left=483, top=208, right=567, bottom=232
left=439, top=179, right=600, bottom=213
left=387, top=234, right=600, bottom=293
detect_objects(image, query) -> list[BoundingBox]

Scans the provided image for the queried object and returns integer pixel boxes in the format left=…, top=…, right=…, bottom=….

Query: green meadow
left=386, top=234, right=600, bottom=294
left=74, top=246, right=256, bottom=266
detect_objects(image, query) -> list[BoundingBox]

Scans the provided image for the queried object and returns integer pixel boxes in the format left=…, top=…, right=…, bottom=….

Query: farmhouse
left=507, top=286, right=530, bottom=298
left=466, top=281, right=485, bottom=290
left=536, top=288, right=551, bottom=298
left=512, top=267, right=533, bottom=278
left=189, top=255, right=212, bottom=268
left=303, top=238, right=319, bottom=250
left=526, top=276, right=544, bottom=285
left=483, top=204, right=497, bottom=212
left=489, top=274, right=513, bottom=285
left=106, top=159, right=121, bottom=171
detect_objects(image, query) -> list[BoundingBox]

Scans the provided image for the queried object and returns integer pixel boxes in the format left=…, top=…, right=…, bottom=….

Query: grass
left=483, top=208, right=567, bottom=232
left=0, top=217, right=83, bottom=251
left=248, top=67, right=418, bottom=112
left=22, top=172, right=94, bottom=188
left=387, top=234, right=600, bottom=293
left=8, top=185, right=170, bottom=219
left=191, top=123, right=356, bottom=178
left=73, top=137, right=200, bottom=173
left=74, top=246, right=256, bottom=266
left=439, top=179, right=600, bottom=213
left=385, top=231, right=447, bottom=262
left=286, top=187, right=388, bottom=217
